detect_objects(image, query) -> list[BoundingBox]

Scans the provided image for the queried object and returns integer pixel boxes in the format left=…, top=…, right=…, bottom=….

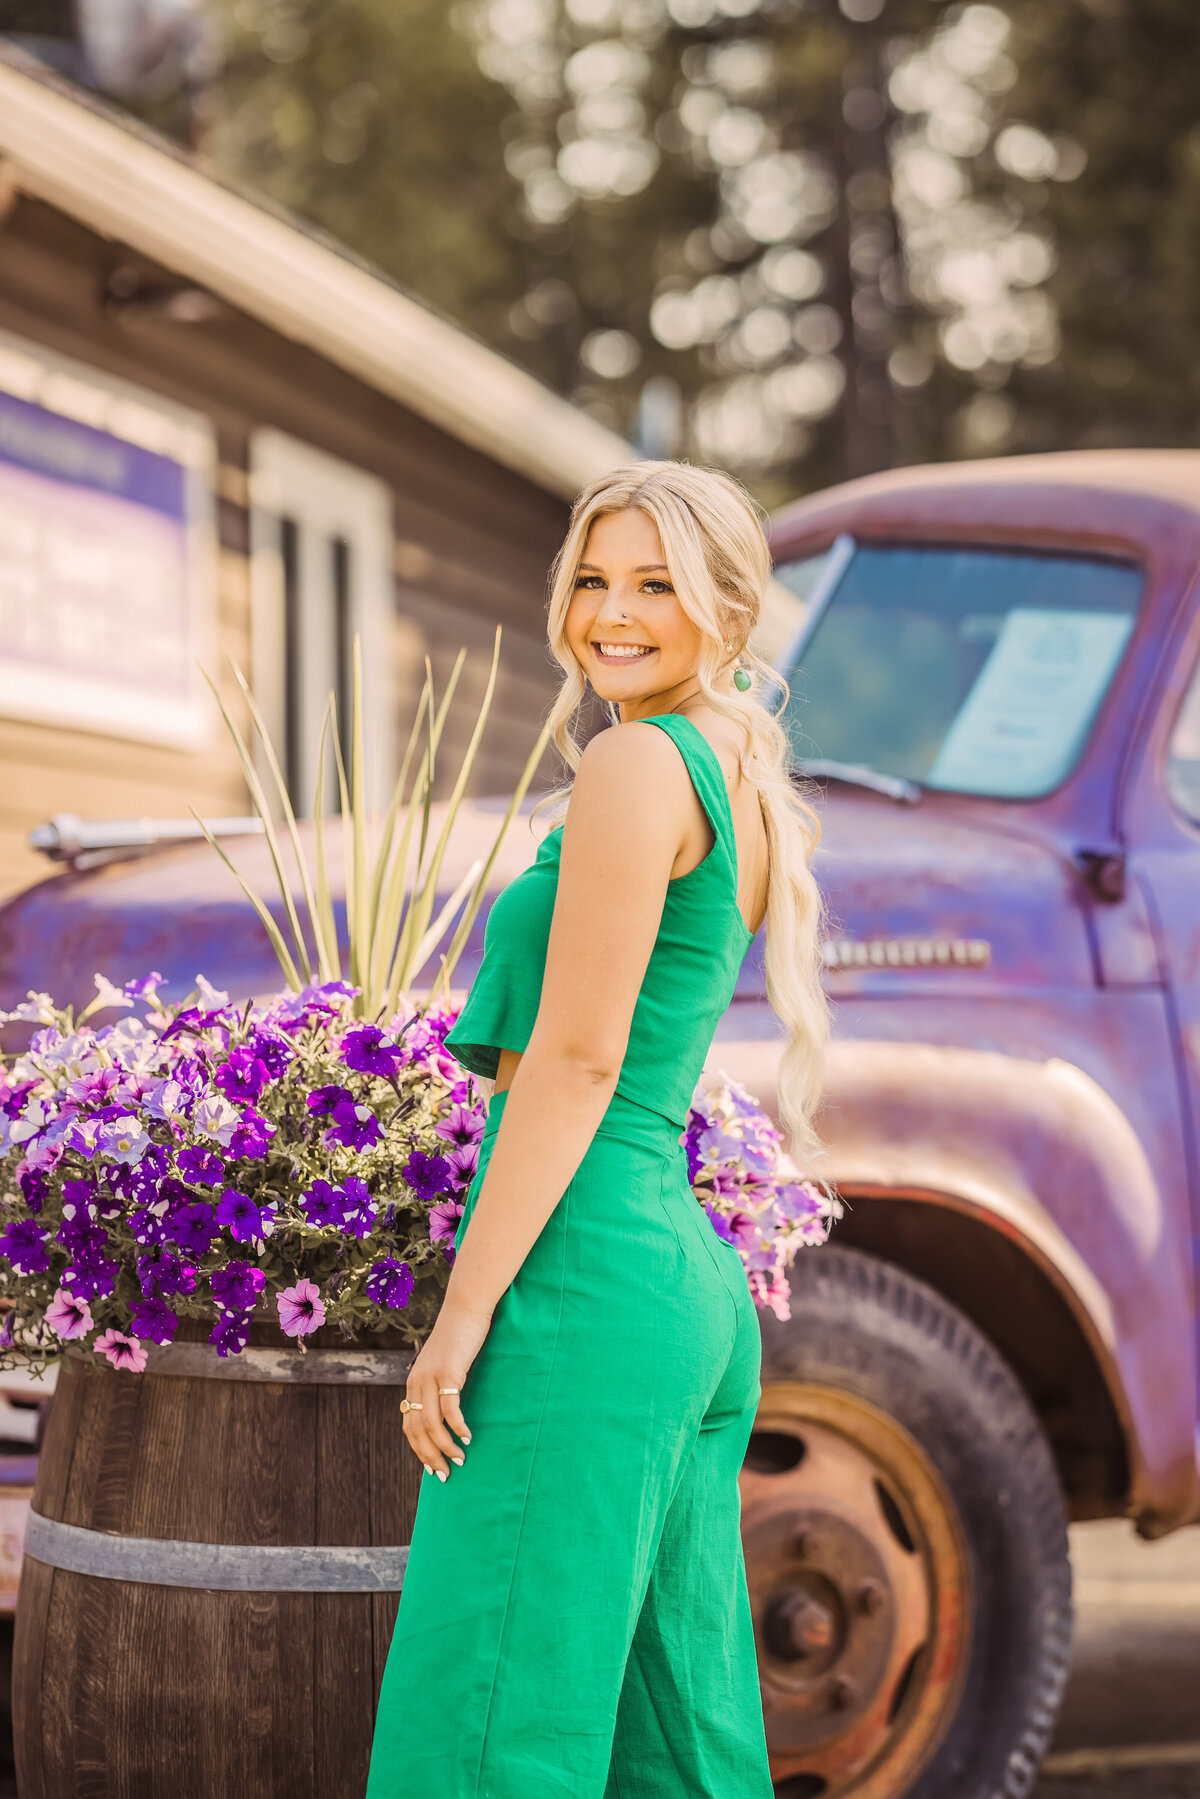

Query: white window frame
left=249, top=430, right=394, bottom=814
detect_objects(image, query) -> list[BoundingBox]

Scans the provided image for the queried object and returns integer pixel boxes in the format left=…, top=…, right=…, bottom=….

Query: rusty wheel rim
left=741, top=1382, right=972, bottom=1799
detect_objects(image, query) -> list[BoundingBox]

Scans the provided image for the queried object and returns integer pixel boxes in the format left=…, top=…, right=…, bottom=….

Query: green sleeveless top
left=444, top=714, right=755, bottom=1129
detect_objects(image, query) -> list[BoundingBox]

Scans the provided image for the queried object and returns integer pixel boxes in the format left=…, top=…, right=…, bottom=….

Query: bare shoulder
left=574, top=719, right=693, bottom=793
left=567, top=721, right=695, bottom=838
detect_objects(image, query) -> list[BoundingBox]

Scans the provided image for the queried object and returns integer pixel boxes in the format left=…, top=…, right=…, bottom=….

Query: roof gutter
left=0, top=48, right=631, bottom=502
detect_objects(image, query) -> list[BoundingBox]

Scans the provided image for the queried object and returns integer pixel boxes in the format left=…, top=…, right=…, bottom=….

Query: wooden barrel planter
left=13, top=1318, right=419, bottom=1798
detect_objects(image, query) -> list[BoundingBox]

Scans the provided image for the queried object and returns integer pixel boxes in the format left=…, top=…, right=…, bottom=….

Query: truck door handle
left=1075, top=849, right=1126, bottom=903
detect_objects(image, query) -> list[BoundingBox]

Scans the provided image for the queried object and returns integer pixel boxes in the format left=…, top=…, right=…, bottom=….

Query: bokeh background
left=7, top=0, right=1200, bottom=511
left=2, top=9, right=1200, bottom=1797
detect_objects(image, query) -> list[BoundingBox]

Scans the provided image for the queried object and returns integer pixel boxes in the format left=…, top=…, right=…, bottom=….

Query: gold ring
left=399, top=1399, right=423, bottom=1414
left=439, top=1386, right=460, bottom=1395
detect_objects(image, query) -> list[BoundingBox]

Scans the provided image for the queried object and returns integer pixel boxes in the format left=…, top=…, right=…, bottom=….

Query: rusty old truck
left=3, top=447, right=1200, bottom=1799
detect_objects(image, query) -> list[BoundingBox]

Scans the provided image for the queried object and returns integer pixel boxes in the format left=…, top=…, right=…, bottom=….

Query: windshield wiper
left=796, top=759, right=922, bottom=806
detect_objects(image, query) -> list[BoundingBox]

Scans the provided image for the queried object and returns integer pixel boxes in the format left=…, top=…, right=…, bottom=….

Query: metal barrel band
left=23, top=1511, right=410, bottom=1593
left=66, top=1342, right=414, bottom=1384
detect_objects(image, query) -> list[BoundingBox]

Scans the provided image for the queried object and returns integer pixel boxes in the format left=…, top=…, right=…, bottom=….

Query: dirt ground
left=1032, top=1518, right=1200, bottom=1799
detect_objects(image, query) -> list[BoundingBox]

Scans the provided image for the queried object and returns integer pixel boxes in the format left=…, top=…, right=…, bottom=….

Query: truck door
left=1133, top=645, right=1200, bottom=1396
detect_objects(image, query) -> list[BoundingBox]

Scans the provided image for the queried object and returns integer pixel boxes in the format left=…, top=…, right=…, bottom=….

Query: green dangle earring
left=733, top=666, right=752, bottom=692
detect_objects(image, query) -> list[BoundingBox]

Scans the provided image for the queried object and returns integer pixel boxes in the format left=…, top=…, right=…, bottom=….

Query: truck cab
left=3, top=449, right=1199, bottom=1798
left=732, top=449, right=1200, bottom=1798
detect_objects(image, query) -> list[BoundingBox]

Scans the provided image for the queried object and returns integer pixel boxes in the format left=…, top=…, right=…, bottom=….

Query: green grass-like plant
left=193, top=629, right=550, bottom=1017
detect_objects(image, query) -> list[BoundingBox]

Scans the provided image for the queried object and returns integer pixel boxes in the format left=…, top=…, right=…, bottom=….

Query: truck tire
left=742, top=1245, right=1072, bottom=1799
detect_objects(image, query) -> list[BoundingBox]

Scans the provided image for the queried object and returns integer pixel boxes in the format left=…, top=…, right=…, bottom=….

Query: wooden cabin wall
left=0, top=193, right=573, bottom=898
left=0, top=547, right=252, bottom=900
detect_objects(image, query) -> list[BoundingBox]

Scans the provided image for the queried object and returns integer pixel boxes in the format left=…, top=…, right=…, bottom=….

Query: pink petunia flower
left=277, top=1279, right=325, bottom=1338
left=94, top=1328, right=148, bottom=1372
left=428, top=1198, right=464, bottom=1245
left=45, top=1287, right=93, bottom=1341
left=728, top=1210, right=760, bottom=1252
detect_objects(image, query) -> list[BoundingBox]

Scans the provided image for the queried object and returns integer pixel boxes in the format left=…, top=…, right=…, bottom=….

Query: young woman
left=367, top=460, right=827, bottom=1798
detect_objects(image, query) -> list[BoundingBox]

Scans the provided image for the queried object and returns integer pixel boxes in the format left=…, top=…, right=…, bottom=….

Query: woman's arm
left=402, top=721, right=697, bottom=1477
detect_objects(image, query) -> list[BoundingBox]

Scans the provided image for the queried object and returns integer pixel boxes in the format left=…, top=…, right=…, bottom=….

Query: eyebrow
left=577, top=563, right=669, bottom=573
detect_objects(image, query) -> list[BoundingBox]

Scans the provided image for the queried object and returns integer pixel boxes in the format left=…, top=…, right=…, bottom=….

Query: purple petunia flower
left=271, top=980, right=357, bottom=1030
left=63, top=1116, right=101, bottom=1157
left=94, top=1116, right=153, bottom=1166
left=210, top=1260, right=266, bottom=1314
left=123, top=971, right=165, bottom=1000
left=444, top=1144, right=479, bottom=1189
left=68, top=1067, right=122, bottom=1106
left=323, top=1100, right=383, bottom=1152
left=216, top=1189, right=276, bottom=1244
left=61, top=1175, right=96, bottom=1208
left=191, top=1092, right=244, bottom=1146
left=94, top=1328, right=147, bottom=1372
left=128, top=1204, right=171, bottom=1248
left=210, top=1312, right=251, bottom=1357
left=0, top=1219, right=51, bottom=1274
left=306, top=1084, right=354, bottom=1118
left=167, top=1201, right=218, bottom=1259
left=247, top=1028, right=292, bottom=1079
left=214, top=1047, right=272, bottom=1105
left=127, top=1296, right=178, bottom=1346
left=341, top=1025, right=406, bottom=1080
left=62, top=1257, right=118, bottom=1301
left=17, top=1165, right=49, bottom=1210
left=300, top=1179, right=345, bottom=1230
left=277, top=1278, right=325, bottom=1338
left=227, top=1110, right=275, bottom=1161
left=0, top=1079, right=37, bottom=1120
left=141, top=1078, right=190, bottom=1126
left=434, top=1103, right=485, bottom=1149
left=704, top=1203, right=736, bottom=1244
left=137, top=1251, right=197, bottom=1299
left=364, top=1256, right=414, bottom=1310
left=56, top=1214, right=107, bottom=1256
left=176, top=1145, right=224, bottom=1186
left=338, top=1175, right=375, bottom=1239
left=404, top=1150, right=452, bottom=1203
left=120, top=1147, right=170, bottom=1204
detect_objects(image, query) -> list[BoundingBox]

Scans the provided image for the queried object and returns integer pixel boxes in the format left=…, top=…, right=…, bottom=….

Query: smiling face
left=565, top=507, right=705, bottom=720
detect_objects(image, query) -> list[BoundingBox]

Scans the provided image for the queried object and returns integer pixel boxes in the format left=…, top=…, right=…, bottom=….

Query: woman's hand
left=402, top=1300, right=494, bottom=1480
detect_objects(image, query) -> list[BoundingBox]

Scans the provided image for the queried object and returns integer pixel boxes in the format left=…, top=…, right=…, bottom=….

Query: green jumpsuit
left=367, top=714, right=773, bottom=1799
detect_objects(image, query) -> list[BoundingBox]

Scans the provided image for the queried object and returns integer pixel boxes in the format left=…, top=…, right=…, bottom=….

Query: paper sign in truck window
left=928, top=608, right=1134, bottom=798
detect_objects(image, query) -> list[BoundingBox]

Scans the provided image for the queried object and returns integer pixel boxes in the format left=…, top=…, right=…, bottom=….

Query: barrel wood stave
left=14, top=1329, right=419, bottom=1798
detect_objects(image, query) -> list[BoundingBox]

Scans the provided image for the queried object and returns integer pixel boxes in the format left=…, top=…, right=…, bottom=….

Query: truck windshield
left=776, top=543, right=1143, bottom=799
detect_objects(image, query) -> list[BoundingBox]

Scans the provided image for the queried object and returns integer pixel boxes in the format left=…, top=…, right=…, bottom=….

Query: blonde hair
left=543, top=459, right=829, bottom=1162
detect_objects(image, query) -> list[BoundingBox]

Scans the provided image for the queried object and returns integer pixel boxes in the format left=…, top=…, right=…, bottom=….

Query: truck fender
left=709, top=1037, right=1199, bottom=1535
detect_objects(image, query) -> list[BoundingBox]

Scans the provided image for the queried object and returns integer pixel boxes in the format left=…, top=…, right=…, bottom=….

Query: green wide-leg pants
left=367, top=1091, right=773, bottom=1799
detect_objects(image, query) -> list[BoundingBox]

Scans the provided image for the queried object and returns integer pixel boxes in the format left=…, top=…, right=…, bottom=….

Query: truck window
left=776, top=543, right=1143, bottom=799
left=1167, top=656, right=1200, bottom=825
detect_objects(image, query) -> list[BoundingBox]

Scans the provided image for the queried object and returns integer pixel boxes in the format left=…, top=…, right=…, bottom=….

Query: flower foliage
left=685, top=1076, right=839, bottom=1322
left=0, top=977, right=834, bottom=1372
left=0, top=974, right=474, bottom=1371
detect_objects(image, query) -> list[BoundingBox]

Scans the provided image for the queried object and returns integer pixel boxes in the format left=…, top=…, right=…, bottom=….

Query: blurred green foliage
left=208, top=0, right=531, bottom=356
left=995, top=0, right=1200, bottom=454
left=5, top=0, right=1199, bottom=505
